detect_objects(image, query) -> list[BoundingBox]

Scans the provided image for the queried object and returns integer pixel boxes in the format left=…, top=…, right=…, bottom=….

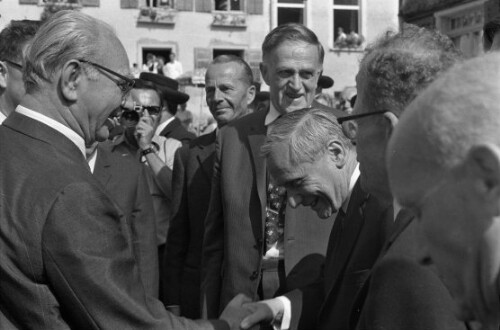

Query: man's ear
left=260, top=62, right=270, bottom=86
left=464, top=144, right=500, bottom=215
left=327, top=139, right=347, bottom=168
left=246, top=84, right=256, bottom=106
left=383, top=111, right=399, bottom=138
left=0, top=62, right=8, bottom=89
left=61, top=60, right=83, bottom=102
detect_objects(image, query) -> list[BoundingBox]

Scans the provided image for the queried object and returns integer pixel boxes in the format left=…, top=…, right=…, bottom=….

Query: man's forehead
left=131, top=88, right=160, bottom=105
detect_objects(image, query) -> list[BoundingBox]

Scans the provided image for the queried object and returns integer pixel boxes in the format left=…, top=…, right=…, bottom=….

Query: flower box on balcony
left=138, top=6, right=177, bottom=25
left=211, top=11, right=247, bottom=28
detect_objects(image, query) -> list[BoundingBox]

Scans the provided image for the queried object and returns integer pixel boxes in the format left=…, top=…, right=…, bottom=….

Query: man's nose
left=288, top=74, right=302, bottom=91
left=214, top=88, right=224, bottom=101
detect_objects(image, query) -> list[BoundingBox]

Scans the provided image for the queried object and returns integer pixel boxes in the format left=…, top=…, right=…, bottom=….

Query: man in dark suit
left=140, top=72, right=196, bottom=143
left=0, top=11, right=249, bottom=329
left=240, top=107, right=392, bottom=330
left=201, top=24, right=338, bottom=319
left=335, top=25, right=467, bottom=330
left=88, top=140, right=159, bottom=298
left=387, top=53, right=500, bottom=330
left=164, top=54, right=256, bottom=318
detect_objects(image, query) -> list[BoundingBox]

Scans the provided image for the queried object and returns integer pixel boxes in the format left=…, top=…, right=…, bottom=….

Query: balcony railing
left=211, top=11, right=247, bottom=27
left=138, top=6, right=177, bottom=25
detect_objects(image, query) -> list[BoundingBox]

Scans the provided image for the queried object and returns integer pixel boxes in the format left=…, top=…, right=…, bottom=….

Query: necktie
left=265, top=182, right=287, bottom=248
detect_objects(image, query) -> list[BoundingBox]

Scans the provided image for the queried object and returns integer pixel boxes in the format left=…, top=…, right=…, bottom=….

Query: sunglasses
left=121, top=104, right=162, bottom=122
left=79, top=59, right=135, bottom=94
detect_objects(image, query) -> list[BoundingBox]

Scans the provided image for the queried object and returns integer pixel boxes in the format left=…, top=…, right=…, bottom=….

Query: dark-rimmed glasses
left=1, top=59, right=23, bottom=70
left=337, top=110, right=388, bottom=140
left=79, top=59, right=135, bottom=94
left=120, top=104, right=162, bottom=123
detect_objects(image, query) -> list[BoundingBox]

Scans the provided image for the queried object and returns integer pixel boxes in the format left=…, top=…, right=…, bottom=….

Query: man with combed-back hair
left=338, top=24, right=467, bottom=330
left=201, top=23, right=339, bottom=322
left=239, top=106, right=392, bottom=330
left=164, top=54, right=255, bottom=318
left=388, top=52, right=500, bottom=330
left=0, top=19, right=40, bottom=123
left=0, top=10, right=249, bottom=330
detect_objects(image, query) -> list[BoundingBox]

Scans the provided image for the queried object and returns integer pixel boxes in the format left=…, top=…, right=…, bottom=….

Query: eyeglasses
left=120, top=104, right=162, bottom=122
left=78, top=59, right=135, bottom=94
left=2, top=59, right=23, bottom=70
left=337, top=110, right=388, bottom=140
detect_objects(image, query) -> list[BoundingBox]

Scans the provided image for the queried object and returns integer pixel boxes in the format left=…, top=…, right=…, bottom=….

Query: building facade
left=400, top=0, right=500, bottom=58
left=0, top=0, right=399, bottom=125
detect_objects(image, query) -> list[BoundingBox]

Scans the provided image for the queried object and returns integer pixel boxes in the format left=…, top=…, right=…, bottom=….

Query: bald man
left=388, top=52, right=500, bottom=330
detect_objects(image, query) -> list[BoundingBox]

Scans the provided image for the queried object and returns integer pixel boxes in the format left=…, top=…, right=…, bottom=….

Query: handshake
left=217, top=294, right=285, bottom=330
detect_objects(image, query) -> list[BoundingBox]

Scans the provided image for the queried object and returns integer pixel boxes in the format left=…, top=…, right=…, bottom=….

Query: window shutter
left=19, top=0, right=38, bottom=4
left=195, top=0, right=211, bottom=12
left=194, top=47, right=212, bottom=69
left=82, top=0, right=100, bottom=6
left=247, top=0, right=263, bottom=14
left=121, top=0, right=139, bottom=8
left=176, top=0, right=194, bottom=11
left=245, top=49, right=262, bottom=83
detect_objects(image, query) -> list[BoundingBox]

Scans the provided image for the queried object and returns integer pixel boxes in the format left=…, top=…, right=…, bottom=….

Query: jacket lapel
left=196, top=131, right=217, bottom=184
left=324, top=180, right=368, bottom=296
left=247, top=110, right=268, bottom=226
left=93, top=146, right=112, bottom=187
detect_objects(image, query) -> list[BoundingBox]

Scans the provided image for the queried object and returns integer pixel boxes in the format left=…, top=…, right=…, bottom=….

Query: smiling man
left=388, top=53, right=500, bottom=330
left=0, top=10, right=250, bottom=329
left=201, top=24, right=337, bottom=320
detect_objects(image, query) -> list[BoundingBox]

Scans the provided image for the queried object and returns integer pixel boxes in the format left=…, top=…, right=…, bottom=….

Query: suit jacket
left=159, top=117, right=196, bottom=144
left=201, top=109, right=335, bottom=318
left=352, top=210, right=467, bottom=330
left=0, top=112, right=228, bottom=330
left=285, top=181, right=393, bottom=330
left=164, top=131, right=216, bottom=318
left=93, top=141, right=159, bottom=298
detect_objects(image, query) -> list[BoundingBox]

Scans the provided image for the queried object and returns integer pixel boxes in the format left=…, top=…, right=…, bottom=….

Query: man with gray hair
left=201, top=23, right=337, bottom=320
left=0, top=19, right=40, bottom=124
left=0, top=10, right=248, bottom=329
left=337, top=25, right=467, bottom=329
left=388, top=53, right=500, bottom=330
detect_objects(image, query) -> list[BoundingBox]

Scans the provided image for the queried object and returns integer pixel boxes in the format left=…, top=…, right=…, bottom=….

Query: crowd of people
left=1, top=9, right=500, bottom=330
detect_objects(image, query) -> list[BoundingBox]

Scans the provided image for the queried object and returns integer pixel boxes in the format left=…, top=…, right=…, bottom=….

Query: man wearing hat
left=140, top=72, right=195, bottom=144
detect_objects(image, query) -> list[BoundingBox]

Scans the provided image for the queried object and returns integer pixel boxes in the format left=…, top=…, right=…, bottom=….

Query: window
left=333, top=0, right=361, bottom=48
left=277, top=0, right=304, bottom=26
left=144, top=0, right=173, bottom=8
left=40, top=0, right=81, bottom=4
left=214, top=0, right=244, bottom=11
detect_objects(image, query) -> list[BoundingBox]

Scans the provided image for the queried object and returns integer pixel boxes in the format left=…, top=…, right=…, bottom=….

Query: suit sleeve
left=164, top=145, right=190, bottom=307
left=42, top=181, right=228, bottom=330
left=200, top=133, right=225, bottom=319
left=132, top=165, right=160, bottom=298
left=357, top=257, right=467, bottom=330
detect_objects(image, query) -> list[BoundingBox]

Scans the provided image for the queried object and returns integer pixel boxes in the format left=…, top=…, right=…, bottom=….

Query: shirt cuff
left=267, top=296, right=291, bottom=330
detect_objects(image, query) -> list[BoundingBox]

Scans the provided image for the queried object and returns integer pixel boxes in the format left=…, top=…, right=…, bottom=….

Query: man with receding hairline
left=0, top=10, right=249, bottom=329
left=388, top=52, right=500, bottom=330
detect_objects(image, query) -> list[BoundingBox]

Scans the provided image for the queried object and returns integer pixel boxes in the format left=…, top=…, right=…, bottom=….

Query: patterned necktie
left=265, top=182, right=287, bottom=248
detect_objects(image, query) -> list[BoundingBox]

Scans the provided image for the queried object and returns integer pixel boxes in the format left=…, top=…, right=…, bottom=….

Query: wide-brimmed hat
left=139, top=72, right=190, bottom=104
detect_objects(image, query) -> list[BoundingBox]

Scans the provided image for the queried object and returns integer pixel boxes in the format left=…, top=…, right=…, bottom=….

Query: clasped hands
left=219, top=294, right=284, bottom=330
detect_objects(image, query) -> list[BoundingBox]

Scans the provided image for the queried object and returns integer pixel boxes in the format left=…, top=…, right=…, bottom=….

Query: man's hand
left=240, top=298, right=285, bottom=330
left=135, top=111, right=155, bottom=149
left=219, top=293, right=252, bottom=330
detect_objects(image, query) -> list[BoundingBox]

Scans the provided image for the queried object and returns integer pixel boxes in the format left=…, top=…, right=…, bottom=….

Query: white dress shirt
left=0, top=111, right=7, bottom=124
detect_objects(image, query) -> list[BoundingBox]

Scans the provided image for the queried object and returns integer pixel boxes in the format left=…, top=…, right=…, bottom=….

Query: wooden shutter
left=120, top=0, right=139, bottom=8
left=247, top=0, right=263, bottom=14
left=19, top=0, right=38, bottom=4
left=245, top=49, right=262, bottom=83
left=195, top=0, right=211, bottom=12
left=194, top=47, right=212, bottom=69
left=82, top=0, right=100, bottom=6
left=176, top=0, right=194, bottom=11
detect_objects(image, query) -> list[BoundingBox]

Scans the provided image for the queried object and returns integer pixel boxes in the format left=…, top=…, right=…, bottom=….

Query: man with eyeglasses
left=341, top=25, right=467, bottom=329
left=0, top=19, right=40, bottom=124
left=0, top=11, right=250, bottom=329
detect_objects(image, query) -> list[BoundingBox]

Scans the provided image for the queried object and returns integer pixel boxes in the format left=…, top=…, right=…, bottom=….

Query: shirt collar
left=393, top=199, right=402, bottom=222
left=154, top=116, right=175, bottom=136
left=341, top=163, right=360, bottom=213
left=16, top=105, right=86, bottom=158
left=0, top=111, right=6, bottom=125
left=264, top=102, right=282, bottom=127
